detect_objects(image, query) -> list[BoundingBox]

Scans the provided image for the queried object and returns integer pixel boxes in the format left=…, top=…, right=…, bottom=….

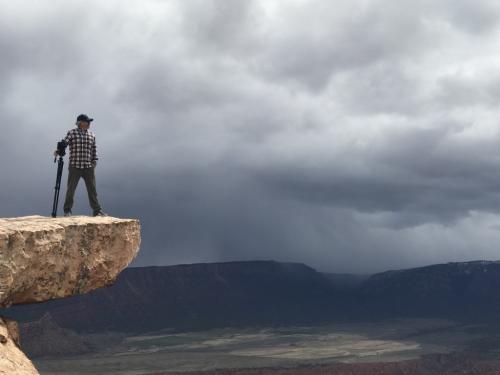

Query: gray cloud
left=442, top=0, right=500, bottom=34
left=2, top=0, right=500, bottom=274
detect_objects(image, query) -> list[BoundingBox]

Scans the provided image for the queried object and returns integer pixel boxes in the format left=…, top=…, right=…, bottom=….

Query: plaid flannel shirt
left=63, top=128, right=98, bottom=169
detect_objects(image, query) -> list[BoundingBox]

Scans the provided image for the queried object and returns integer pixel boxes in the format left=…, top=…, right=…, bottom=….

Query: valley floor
left=33, top=318, right=500, bottom=375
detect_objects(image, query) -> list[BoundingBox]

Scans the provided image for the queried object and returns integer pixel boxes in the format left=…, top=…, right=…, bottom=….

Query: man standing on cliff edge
left=54, top=114, right=107, bottom=217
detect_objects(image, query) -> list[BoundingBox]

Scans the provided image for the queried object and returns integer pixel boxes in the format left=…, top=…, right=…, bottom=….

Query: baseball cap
left=76, top=114, right=94, bottom=123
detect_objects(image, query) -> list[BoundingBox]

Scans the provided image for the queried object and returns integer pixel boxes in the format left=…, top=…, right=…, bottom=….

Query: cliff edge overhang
left=0, top=215, right=141, bottom=307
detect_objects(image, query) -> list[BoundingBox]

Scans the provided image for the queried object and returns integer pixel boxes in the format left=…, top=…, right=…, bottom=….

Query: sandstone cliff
left=0, top=316, right=38, bottom=375
left=0, top=215, right=141, bottom=374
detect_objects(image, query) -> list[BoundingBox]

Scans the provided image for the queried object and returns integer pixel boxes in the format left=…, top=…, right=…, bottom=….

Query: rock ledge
left=0, top=215, right=141, bottom=307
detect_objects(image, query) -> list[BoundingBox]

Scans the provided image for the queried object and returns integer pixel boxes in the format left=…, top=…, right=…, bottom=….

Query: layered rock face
left=0, top=215, right=141, bottom=374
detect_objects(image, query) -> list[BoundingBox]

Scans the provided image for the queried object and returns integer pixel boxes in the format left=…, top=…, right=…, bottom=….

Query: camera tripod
left=51, top=141, right=66, bottom=218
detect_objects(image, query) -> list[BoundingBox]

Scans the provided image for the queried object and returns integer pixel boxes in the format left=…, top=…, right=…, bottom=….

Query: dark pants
left=63, top=166, right=102, bottom=214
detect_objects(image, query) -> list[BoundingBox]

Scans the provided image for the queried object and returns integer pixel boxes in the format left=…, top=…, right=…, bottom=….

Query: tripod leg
left=52, top=158, right=64, bottom=217
left=52, top=184, right=59, bottom=218
left=54, top=183, right=60, bottom=216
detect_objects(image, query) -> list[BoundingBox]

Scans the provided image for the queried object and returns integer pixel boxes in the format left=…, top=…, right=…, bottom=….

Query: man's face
left=77, top=121, right=90, bottom=130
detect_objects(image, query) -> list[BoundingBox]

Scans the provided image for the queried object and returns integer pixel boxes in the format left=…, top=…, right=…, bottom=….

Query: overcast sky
left=2, top=0, right=500, bottom=273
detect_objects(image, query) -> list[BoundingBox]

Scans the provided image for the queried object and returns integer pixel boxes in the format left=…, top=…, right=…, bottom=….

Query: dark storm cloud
left=255, top=123, right=500, bottom=227
left=2, top=0, right=500, bottom=273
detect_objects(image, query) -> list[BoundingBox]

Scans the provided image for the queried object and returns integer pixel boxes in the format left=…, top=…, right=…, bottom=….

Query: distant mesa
left=6, top=259, right=500, bottom=336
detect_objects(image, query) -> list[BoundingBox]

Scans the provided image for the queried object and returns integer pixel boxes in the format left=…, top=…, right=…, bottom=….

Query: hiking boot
left=93, top=210, right=108, bottom=217
left=64, top=210, right=72, bottom=217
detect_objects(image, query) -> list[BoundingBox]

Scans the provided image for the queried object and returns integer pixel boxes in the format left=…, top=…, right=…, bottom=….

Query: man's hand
left=53, top=150, right=58, bottom=157
left=92, top=160, right=97, bottom=168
